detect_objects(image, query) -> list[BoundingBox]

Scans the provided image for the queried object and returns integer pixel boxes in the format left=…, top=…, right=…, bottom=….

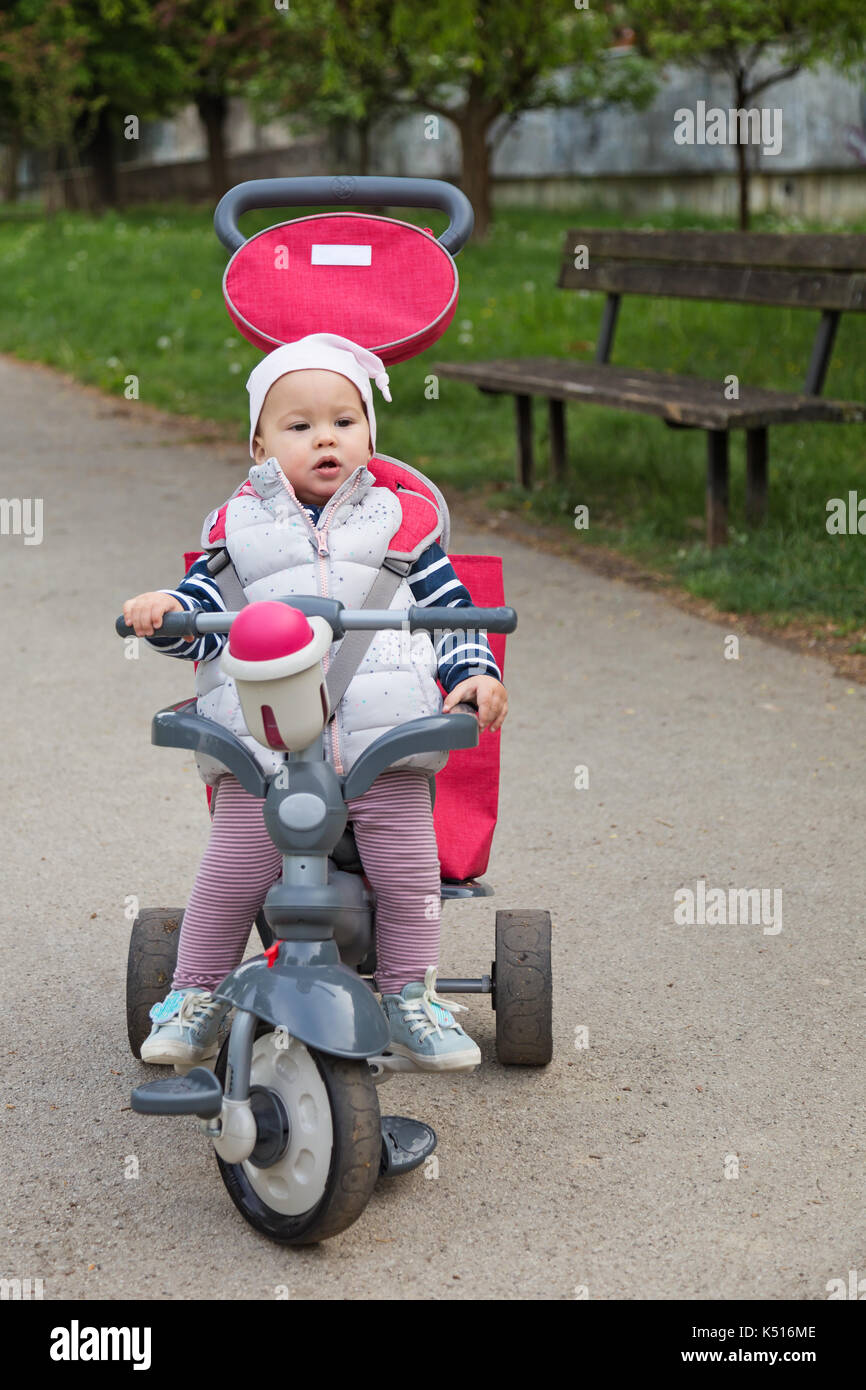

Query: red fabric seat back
left=432, top=553, right=505, bottom=880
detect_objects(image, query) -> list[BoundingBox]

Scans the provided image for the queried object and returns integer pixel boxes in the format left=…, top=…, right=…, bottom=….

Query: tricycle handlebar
left=115, top=598, right=517, bottom=640
left=213, top=175, right=474, bottom=256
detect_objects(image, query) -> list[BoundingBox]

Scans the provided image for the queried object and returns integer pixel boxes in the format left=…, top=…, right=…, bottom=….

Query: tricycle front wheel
left=213, top=1022, right=381, bottom=1245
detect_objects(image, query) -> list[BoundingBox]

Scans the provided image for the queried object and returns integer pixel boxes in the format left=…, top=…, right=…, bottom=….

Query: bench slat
left=562, top=229, right=866, bottom=270
left=558, top=259, right=866, bottom=311
left=432, top=359, right=866, bottom=430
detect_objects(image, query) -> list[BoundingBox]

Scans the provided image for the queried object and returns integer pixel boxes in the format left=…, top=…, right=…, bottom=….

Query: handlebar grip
left=406, top=605, right=517, bottom=633
left=213, top=176, right=474, bottom=256
left=115, top=613, right=196, bottom=638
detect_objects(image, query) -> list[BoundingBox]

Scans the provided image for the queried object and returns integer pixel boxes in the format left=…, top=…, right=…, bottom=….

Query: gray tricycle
left=117, top=594, right=552, bottom=1245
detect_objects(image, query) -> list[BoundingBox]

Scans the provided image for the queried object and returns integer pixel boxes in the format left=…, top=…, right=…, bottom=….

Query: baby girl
left=123, top=333, right=508, bottom=1074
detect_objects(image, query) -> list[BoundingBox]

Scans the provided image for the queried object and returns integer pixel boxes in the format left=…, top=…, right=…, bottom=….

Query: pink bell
left=229, top=602, right=315, bottom=662
left=221, top=602, right=333, bottom=752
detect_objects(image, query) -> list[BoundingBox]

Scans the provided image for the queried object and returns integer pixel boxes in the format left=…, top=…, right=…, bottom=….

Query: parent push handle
left=213, top=176, right=475, bottom=256
left=115, top=602, right=517, bottom=640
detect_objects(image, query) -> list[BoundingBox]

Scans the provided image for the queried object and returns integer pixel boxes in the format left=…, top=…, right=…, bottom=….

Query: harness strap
left=320, top=561, right=407, bottom=716
left=205, top=548, right=408, bottom=719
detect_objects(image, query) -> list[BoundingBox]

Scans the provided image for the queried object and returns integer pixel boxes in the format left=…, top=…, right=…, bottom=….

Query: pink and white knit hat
left=246, top=332, right=392, bottom=459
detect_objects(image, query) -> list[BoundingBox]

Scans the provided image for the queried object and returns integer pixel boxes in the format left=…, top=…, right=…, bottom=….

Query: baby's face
left=252, top=368, right=373, bottom=506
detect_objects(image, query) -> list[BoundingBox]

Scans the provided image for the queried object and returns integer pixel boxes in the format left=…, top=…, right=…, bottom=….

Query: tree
left=284, top=1, right=412, bottom=180
left=65, top=0, right=188, bottom=209
left=629, top=0, right=866, bottom=229
left=250, top=0, right=657, bottom=240
left=0, top=0, right=90, bottom=204
left=152, top=1, right=290, bottom=202
left=244, top=3, right=370, bottom=170
left=385, top=0, right=657, bottom=239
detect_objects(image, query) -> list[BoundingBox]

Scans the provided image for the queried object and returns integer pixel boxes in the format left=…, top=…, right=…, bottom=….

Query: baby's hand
left=123, top=592, right=194, bottom=642
left=442, top=676, right=508, bottom=732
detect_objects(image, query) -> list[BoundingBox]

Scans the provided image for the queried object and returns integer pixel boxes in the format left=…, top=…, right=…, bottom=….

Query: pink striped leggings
left=172, top=768, right=442, bottom=997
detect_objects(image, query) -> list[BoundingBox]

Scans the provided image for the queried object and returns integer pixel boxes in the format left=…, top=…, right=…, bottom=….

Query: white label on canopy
left=310, top=244, right=372, bottom=266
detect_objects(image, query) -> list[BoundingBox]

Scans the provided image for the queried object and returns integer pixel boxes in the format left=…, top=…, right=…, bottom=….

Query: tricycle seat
left=331, top=817, right=492, bottom=899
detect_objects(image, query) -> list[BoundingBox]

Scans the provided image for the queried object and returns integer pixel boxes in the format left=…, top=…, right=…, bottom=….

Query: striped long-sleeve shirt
left=146, top=502, right=502, bottom=695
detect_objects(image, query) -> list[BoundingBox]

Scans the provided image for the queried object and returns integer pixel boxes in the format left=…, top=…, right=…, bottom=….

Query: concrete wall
left=356, top=57, right=866, bottom=221
left=133, top=97, right=305, bottom=165
left=27, top=53, right=866, bottom=222
left=491, top=170, right=866, bottom=225
left=491, top=59, right=866, bottom=178
left=117, top=57, right=866, bottom=177
left=52, top=136, right=330, bottom=210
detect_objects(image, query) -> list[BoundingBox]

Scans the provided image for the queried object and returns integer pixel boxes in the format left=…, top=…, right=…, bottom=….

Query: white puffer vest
left=193, top=457, right=449, bottom=789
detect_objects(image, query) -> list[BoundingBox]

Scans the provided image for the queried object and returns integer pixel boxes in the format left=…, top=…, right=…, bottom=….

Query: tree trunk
left=330, top=113, right=351, bottom=163
left=455, top=99, right=495, bottom=242
left=43, top=147, right=62, bottom=218
left=85, top=104, right=119, bottom=210
left=65, top=139, right=92, bottom=215
left=196, top=91, right=229, bottom=202
left=3, top=128, right=21, bottom=203
left=734, top=136, right=750, bottom=230
left=734, top=72, right=750, bottom=231
left=354, top=117, right=388, bottom=214
left=358, top=117, right=370, bottom=176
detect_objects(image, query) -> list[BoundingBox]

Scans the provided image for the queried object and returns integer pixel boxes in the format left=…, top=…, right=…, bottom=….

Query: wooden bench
left=433, top=230, right=866, bottom=546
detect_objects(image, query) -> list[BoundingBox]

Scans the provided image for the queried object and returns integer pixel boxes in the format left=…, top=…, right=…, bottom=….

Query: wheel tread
left=214, top=1025, right=381, bottom=1245
left=126, top=909, right=184, bottom=1058
left=493, top=909, right=553, bottom=1065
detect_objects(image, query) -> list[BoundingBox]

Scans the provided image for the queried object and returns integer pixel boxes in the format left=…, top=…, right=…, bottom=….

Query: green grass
left=1, top=198, right=865, bottom=631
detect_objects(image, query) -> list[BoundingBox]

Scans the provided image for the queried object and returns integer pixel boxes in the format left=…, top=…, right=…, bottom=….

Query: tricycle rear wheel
left=492, top=909, right=553, bottom=1065
left=126, top=908, right=184, bottom=1059
left=127, top=907, right=273, bottom=1058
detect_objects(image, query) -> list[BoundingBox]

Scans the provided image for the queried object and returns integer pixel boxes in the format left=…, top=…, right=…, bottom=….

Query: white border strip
left=311, top=244, right=371, bottom=266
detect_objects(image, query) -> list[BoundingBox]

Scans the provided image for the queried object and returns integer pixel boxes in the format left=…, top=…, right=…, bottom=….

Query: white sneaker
left=139, top=988, right=230, bottom=1068
left=379, top=967, right=481, bottom=1073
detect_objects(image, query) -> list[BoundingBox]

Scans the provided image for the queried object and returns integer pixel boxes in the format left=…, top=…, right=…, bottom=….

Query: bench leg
left=745, top=426, right=768, bottom=526
left=515, top=394, right=534, bottom=490
left=548, top=398, right=566, bottom=483
left=706, top=430, right=729, bottom=548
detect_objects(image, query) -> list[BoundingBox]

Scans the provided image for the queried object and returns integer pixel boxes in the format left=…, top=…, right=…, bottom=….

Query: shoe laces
left=396, top=966, right=469, bottom=1044
left=177, top=991, right=223, bottom=1028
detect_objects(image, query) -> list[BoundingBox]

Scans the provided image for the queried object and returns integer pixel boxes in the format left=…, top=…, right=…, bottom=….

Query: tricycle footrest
left=379, top=1115, right=437, bottom=1178
left=131, top=1067, right=223, bottom=1118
